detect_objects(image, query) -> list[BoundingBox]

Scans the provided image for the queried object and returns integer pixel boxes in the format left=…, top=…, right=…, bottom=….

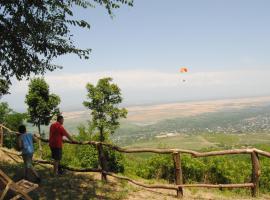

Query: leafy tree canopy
left=0, top=79, right=10, bottom=98
left=25, top=77, right=60, bottom=134
left=0, top=0, right=133, bottom=95
left=83, top=77, right=127, bottom=141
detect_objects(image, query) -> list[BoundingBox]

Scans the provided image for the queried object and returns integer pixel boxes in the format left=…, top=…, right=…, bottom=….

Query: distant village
left=155, top=114, right=270, bottom=138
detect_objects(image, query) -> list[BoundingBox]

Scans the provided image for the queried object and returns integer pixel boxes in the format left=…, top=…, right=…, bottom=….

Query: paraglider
left=180, top=67, right=188, bottom=73
left=179, top=67, right=188, bottom=82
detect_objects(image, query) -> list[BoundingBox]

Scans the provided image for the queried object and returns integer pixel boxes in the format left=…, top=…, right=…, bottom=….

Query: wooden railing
left=0, top=124, right=269, bottom=198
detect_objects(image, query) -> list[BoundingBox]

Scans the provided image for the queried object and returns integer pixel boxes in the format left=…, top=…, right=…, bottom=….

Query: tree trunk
left=99, top=127, right=105, bottom=142
left=37, top=123, right=42, bottom=157
left=0, top=126, right=3, bottom=147
left=98, top=126, right=108, bottom=181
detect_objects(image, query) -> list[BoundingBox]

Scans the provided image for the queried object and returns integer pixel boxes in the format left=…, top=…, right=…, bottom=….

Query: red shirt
left=49, top=122, right=68, bottom=148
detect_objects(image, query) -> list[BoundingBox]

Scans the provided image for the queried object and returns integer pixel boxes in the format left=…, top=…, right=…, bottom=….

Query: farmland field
left=126, top=133, right=270, bottom=150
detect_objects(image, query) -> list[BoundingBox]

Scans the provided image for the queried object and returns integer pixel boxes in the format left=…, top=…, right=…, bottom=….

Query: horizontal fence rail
left=0, top=124, right=267, bottom=198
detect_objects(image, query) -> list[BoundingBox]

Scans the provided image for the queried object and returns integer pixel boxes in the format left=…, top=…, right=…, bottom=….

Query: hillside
left=1, top=149, right=270, bottom=200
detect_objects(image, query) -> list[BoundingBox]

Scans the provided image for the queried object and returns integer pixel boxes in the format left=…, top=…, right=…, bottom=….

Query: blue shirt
left=20, top=133, right=34, bottom=155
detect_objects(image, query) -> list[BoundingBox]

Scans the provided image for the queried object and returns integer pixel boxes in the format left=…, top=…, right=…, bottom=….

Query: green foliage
left=104, top=146, right=125, bottom=173
left=25, top=78, right=60, bottom=134
left=205, top=156, right=251, bottom=184
left=83, top=77, right=127, bottom=142
left=0, top=102, right=27, bottom=148
left=75, top=123, right=125, bottom=172
left=135, top=154, right=175, bottom=182
left=73, top=125, right=99, bottom=168
left=0, top=79, right=10, bottom=98
left=4, top=112, right=28, bottom=130
left=130, top=153, right=257, bottom=190
left=0, top=101, right=27, bottom=130
left=0, top=102, right=11, bottom=123
left=0, top=0, right=133, bottom=95
left=182, top=155, right=206, bottom=183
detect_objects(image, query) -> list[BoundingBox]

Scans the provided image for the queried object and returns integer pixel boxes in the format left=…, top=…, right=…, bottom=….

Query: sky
left=2, top=0, right=270, bottom=111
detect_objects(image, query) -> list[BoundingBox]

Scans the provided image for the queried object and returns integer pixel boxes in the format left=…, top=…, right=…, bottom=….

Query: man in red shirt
left=49, top=115, right=77, bottom=176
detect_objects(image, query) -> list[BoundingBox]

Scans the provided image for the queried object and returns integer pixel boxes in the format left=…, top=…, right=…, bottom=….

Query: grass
left=0, top=161, right=130, bottom=200
left=1, top=151, right=270, bottom=200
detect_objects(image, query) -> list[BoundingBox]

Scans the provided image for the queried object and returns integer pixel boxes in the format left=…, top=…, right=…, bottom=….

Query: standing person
left=49, top=115, right=77, bottom=176
left=17, top=125, right=41, bottom=182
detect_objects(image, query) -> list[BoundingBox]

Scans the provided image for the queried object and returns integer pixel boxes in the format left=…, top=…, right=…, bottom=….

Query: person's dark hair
left=57, top=115, right=64, bottom=122
left=18, top=125, right=26, bottom=134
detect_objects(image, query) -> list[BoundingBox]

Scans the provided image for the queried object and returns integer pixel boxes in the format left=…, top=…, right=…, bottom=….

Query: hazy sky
left=2, top=0, right=270, bottom=111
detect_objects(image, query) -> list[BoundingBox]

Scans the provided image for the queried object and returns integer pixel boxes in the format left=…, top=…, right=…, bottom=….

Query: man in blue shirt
left=17, top=125, right=41, bottom=183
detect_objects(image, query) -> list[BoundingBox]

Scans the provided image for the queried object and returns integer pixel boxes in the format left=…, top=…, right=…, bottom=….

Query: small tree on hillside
left=25, top=78, right=60, bottom=136
left=83, top=77, right=127, bottom=142
left=83, top=77, right=127, bottom=180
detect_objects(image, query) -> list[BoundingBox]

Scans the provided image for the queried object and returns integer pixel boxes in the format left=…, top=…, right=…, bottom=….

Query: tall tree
left=83, top=77, right=127, bottom=180
left=25, top=77, right=60, bottom=135
left=0, top=0, right=133, bottom=96
left=83, top=77, right=127, bottom=142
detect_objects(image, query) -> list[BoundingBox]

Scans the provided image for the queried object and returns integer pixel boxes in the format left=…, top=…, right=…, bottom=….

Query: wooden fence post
left=0, top=126, right=3, bottom=147
left=251, top=151, right=260, bottom=197
left=173, top=152, right=183, bottom=198
left=97, top=143, right=108, bottom=182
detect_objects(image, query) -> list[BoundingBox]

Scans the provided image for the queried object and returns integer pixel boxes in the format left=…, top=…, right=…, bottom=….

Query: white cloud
left=2, top=69, right=270, bottom=111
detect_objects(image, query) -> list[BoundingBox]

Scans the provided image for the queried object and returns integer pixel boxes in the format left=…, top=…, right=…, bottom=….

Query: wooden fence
left=0, top=124, right=269, bottom=198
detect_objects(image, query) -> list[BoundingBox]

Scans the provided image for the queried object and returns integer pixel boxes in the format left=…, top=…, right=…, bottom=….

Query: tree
left=83, top=77, right=127, bottom=142
left=25, top=77, right=60, bottom=135
left=83, top=77, right=127, bottom=180
left=0, top=102, right=27, bottom=148
left=0, top=0, right=133, bottom=96
left=0, top=102, right=11, bottom=124
left=0, top=102, right=26, bottom=129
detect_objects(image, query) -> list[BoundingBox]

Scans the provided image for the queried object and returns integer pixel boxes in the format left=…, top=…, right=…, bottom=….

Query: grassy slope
left=1, top=143, right=270, bottom=200
left=1, top=160, right=270, bottom=200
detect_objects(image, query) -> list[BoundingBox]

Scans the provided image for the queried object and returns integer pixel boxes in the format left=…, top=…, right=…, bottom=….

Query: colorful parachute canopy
left=180, top=67, right=188, bottom=73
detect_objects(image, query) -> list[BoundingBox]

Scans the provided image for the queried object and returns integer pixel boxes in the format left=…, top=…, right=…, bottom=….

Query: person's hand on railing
left=71, top=140, right=79, bottom=144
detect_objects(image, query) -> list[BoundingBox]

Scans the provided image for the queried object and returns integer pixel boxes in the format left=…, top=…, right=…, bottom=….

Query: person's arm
left=61, top=126, right=78, bottom=144
left=66, top=133, right=78, bottom=144
left=32, top=133, right=38, bottom=143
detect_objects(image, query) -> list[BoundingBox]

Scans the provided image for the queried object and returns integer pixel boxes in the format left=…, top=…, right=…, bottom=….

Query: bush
left=182, top=155, right=206, bottom=183
left=132, top=153, right=255, bottom=188
left=135, top=154, right=174, bottom=181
